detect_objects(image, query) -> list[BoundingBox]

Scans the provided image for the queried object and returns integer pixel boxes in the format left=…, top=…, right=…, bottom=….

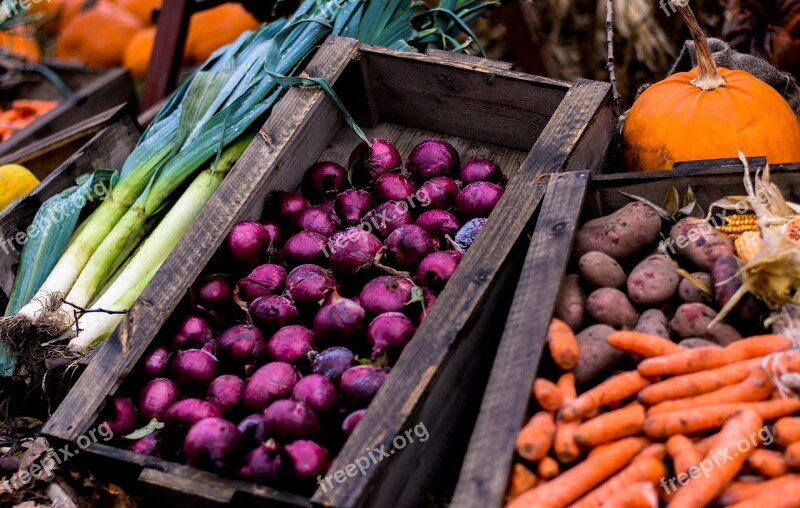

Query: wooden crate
left=0, top=61, right=135, bottom=158
left=452, top=159, right=800, bottom=508
left=42, top=36, right=615, bottom=507
left=0, top=106, right=142, bottom=312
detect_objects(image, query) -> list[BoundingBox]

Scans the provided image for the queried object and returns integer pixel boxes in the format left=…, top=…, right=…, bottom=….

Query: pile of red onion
left=99, top=138, right=506, bottom=492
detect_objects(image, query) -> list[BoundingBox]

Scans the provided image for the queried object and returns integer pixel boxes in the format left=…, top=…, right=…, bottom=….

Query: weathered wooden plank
left=451, top=172, right=590, bottom=508
left=314, top=78, right=616, bottom=508
left=425, top=48, right=515, bottom=71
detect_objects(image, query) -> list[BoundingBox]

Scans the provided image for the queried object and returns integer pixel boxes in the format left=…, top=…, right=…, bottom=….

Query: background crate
left=451, top=159, right=800, bottom=508
left=42, top=36, right=615, bottom=507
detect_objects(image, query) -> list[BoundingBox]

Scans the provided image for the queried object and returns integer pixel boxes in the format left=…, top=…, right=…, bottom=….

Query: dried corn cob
left=735, top=231, right=763, bottom=263
left=716, top=213, right=759, bottom=240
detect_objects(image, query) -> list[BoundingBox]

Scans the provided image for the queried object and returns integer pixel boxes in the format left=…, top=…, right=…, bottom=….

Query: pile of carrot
left=506, top=320, right=800, bottom=508
left=0, top=99, right=58, bottom=142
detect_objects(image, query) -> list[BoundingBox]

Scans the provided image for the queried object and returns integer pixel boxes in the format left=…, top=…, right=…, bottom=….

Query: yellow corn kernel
left=716, top=214, right=758, bottom=239
left=735, top=231, right=762, bottom=263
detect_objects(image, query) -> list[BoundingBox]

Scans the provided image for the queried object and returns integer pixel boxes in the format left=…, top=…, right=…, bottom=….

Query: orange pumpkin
left=0, top=30, right=42, bottom=62
left=55, top=3, right=143, bottom=67
left=622, top=5, right=800, bottom=172
left=123, top=27, right=157, bottom=80
left=185, top=3, right=259, bottom=63
left=118, top=0, right=161, bottom=25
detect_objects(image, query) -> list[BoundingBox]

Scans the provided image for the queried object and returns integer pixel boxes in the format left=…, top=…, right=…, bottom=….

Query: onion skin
left=237, top=264, right=287, bottom=303
left=407, top=139, right=460, bottom=181
left=238, top=414, right=266, bottom=446
left=459, top=157, right=502, bottom=184
left=340, top=366, right=388, bottom=408
left=172, top=349, right=220, bottom=389
left=262, top=400, right=321, bottom=440
left=165, top=399, right=222, bottom=427
left=128, top=432, right=160, bottom=456
left=301, top=162, right=348, bottom=203
left=226, top=221, right=272, bottom=268
left=273, top=191, right=310, bottom=222
left=143, top=345, right=173, bottom=378
left=415, top=251, right=464, bottom=292
left=283, top=231, right=328, bottom=266
left=335, top=189, right=373, bottom=224
left=292, top=374, right=338, bottom=414
left=417, top=177, right=460, bottom=211
left=313, top=291, right=367, bottom=341
left=102, top=397, right=138, bottom=436
left=285, top=265, right=337, bottom=308
left=455, top=182, right=504, bottom=219
left=359, top=276, right=415, bottom=315
left=384, top=225, right=436, bottom=269
left=328, top=228, right=383, bottom=274
left=415, top=210, right=461, bottom=245
left=173, top=315, right=214, bottom=350
left=192, top=276, right=234, bottom=313
left=240, top=440, right=284, bottom=483
left=341, top=409, right=367, bottom=437
left=455, top=218, right=487, bottom=252
left=139, top=378, right=180, bottom=421
left=292, top=206, right=342, bottom=238
left=363, top=202, right=414, bottom=238
left=373, top=172, right=417, bottom=203
left=248, top=295, right=299, bottom=332
left=206, top=375, right=245, bottom=414
left=311, top=347, right=355, bottom=383
left=262, top=220, right=283, bottom=247
left=184, top=417, right=243, bottom=471
left=216, top=325, right=267, bottom=368
left=244, top=362, right=301, bottom=411
left=348, top=138, right=402, bottom=188
left=285, top=440, right=330, bottom=479
left=367, top=312, right=416, bottom=358
left=267, top=325, right=316, bottom=364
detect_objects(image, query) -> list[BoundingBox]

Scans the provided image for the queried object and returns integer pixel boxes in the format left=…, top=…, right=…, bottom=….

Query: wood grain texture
left=451, top=172, right=590, bottom=508
left=425, top=48, right=515, bottom=71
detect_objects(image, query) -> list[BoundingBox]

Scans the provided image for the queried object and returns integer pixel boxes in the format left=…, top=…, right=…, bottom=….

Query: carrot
left=554, top=421, right=580, bottom=464
left=538, top=456, right=560, bottom=480
left=534, top=379, right=563, bottom=412
left=607, top=330, right=684, bottom=358
left=720, top=475, right=800, bottom=505
left=669, top=410, right=764, bottom=508
left=637, top=443, right=666, bottom=462
left=517, top=411, right=555, bottom=461
left=557, top=372, right=577, bottom=403
left=726, top=476, right=800, bottom=508
left=570, top=456, right=665, bottom=508
left=559, top=372, right=651, bottom=422
left=666, top=435, right=702, bottom=476
left=785, top=441, right=800, bottom=468
left=574, top=403, right=646, bottom=447
left=506, top=437, right=649, bottom=508
left=774, top=417, right=800, bottom=448
left=747, top=449, right=788, bottom=477
left=548, top=318, right=580, bottom=370
left=726, top=334, right=794, bottom=357
left=506, top=463, right=538, bottom=502
left=647, top=368, right=774, bottom=415
left=693, top=434, right=716, bottom=458
left=599, top=482, right=659, bottom=508
left=644, top=399, right=800, bottom=438
left=637, top=359, right=761, bottom=406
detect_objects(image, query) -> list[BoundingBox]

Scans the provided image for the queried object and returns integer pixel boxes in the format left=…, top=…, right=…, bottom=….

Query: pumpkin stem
left=676, top=3, right=726, bottom=91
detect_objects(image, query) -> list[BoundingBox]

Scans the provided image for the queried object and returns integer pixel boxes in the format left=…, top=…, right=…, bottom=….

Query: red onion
left=372, top=173, right=417, bottom=203
left=267, top=325, right=316, bottom=364
left=301, top=162, right=348, bottom=203
left=237, top=264, right=287, bottom=303
left=359, top=276, right=415, bottom=315
left=454, top=218, right=487, bottom=252
left=238, top=414, right=266, bottom=446
left=172, top=348, right=219, bottom=389
left=328, top=228, right=383, bottom=274
left=407, top=139, right=460, bottom=181
left=285, top=440, right=330, bottom=479
left=206, top=375, right=245, bottom=414
left=226, top=221, right=272, bottom=268
left=102, top=397, right=138, bottom=436
left=341, top=409, right=366, bottom=437
left=340, top=366, right=388, bottom=408
left=415, top=251, right=463, bottom=292
left=262, top=220, right=283, bottom=247
left=367, top=312, right=416, bottom=358
left=313, top=290, right=367, bottom=341
left=165, top=399, right=222, bottom=426
left=292, top=206, right=341, bottom=238
left=285, top=265, right=337, bottom=307
left=348, top=138, right=402, bottom=188
left=311, top=347, right=355, bottom=383
left=292, top=374, right=338, bottom=414
left=240, top=440, right=283, bottom=483
left=128, top=432, right=160, bottom=456
left=143, top=345, right=172, bottom=378
left=262, top=400, right=321, bottom=440
left=173, top=315, right=214, bottom=350
left=244, top=362, right=301, bottom=411
left=273, top=191, right=310, bottom=222
left=184, top=417, right=243, bottom=471
left=249, top=295, right=299, bottom=331
left=418, top=288, right=438, bottom=325
left=384, top=225, right=436, bottom=269
left=417, top=177, right=460, bottom=210
left=363, top=201, right=414, bottom=238
left=283, top=231, right=328, bottom=266
left=415, top=210, right=461, bottom=245
left=192, top=276, right=233, bottom=312
left=456, top=182, right=504, bottom=219
left=335, top=189, right=373, bottom=224
left=139, top=378, right=180, bottom=421
left=459, top=157, right=502, bottom=184
left=217, top=325, right=267, bottom=367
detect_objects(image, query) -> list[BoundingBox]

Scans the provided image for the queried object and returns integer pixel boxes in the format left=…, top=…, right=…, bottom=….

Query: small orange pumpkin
left=0, top=30, right=42, bottom=62
left=185, top=4, right=259, bottom=63
left=123, top=27, right=157, bottom=80
left=55, top=2, right=143, bottom=67
left=622, top=4, right=800, bottom=172
left=118, top=0, right=161, bottom=25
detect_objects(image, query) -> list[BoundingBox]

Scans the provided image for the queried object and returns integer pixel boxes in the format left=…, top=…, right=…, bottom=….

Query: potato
left=678, top=272, right=711, bottom=304
left=573, top=324, right=622, bottom=386
left=627, top=254, right=680, bottom=305
left=667, top=218, right=734, bottom=271
left=679, top=338, right=722, bottom=349
left=669, top=303, right=742, bottom=346
left=634, top=309, right=669, bottom=339
left=555, top=274, right=584, bottom=331
left=711, top=255, right=744, bottom=308
left=585, top=288, right=639, bottom=328
left=578, top=251, right=627, bottom=288
left=574, top=202, right=662, bottom=261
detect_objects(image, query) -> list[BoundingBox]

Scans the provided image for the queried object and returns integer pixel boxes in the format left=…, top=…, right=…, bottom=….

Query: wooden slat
left=314, top=79, right=613, bottom=508
left=451, top=171, right=590, bottom=508
left=425, top=48, right=515, bottom=71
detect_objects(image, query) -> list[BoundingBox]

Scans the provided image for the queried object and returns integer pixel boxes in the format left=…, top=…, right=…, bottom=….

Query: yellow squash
left=0, top=164, right=39, bottom=211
